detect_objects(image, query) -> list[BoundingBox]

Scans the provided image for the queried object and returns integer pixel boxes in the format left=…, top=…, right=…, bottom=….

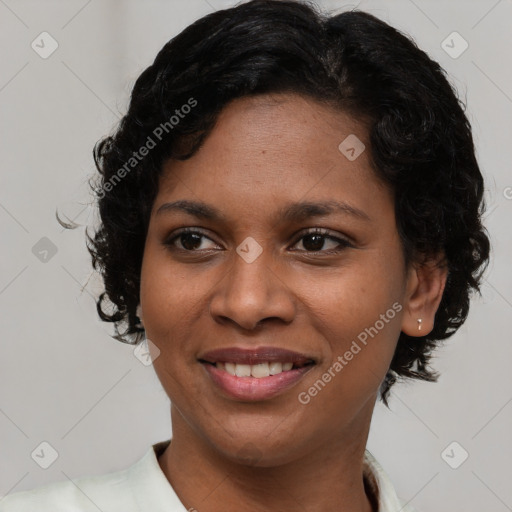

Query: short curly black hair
left=71, top=0, right=490, bottom=406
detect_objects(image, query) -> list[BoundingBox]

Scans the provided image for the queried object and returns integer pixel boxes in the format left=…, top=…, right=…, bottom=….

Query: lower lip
left=202, top=363, right=314, bottom=402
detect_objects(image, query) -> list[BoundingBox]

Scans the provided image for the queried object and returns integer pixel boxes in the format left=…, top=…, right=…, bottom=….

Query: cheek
left=140, top=243, right=196, bottom=327
left=297, top=282, right=403, bottom=422
left=139, top=243, right=221, bottom=373
left=140, top=246, right=185, bottom=356
left=295, top=253, right=405, bottom=371
left=139, top=249, right=206, bottom=405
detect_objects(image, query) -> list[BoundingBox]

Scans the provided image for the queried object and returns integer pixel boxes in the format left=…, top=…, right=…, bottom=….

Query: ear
left=401, top=253, right=448, bottom=337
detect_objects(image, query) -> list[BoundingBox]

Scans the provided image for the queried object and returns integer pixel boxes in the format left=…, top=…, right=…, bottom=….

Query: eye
left=164, top=227, right=352, bottom=254
left=290, top=228, right=352, bottom=254
left=164, top=228, right=220, bottom=252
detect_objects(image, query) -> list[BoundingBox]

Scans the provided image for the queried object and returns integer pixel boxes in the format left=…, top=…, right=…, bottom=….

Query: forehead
left=154, top=93, right=391, bottom=225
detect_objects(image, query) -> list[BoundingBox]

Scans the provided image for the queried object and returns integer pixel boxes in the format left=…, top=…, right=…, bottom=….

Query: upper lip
left=199, top=346, right=315, bottom=366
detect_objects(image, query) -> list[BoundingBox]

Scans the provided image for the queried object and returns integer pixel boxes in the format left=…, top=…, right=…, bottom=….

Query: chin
left=202, top=423, right=310, bottom=468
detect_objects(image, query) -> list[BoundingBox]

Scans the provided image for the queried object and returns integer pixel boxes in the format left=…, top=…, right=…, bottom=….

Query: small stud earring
left=417, top=318, right=422, bottom=331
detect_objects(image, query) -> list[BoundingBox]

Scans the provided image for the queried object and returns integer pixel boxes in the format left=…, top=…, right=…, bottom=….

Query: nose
left=209, top=247, right=296, bottom=331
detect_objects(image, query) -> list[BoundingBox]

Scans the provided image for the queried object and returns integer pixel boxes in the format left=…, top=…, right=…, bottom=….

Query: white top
left=0, top=440, right=417, bottom=512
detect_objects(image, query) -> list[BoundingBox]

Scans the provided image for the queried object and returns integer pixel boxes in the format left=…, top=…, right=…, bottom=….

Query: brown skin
left=138, top=93, right=447, bottom=512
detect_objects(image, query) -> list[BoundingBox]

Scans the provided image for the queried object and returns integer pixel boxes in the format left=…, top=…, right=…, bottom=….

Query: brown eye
left=176, top=232, right=203, bottom=251
left=163, top=227, right=352, bottom=254
left=164, top=228, right=219, bottom=252
left=291, top=229, right=352, bottom=253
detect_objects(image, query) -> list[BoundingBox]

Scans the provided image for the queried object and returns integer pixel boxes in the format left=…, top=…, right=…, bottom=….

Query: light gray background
left=1, top=0, right=511, bottom=510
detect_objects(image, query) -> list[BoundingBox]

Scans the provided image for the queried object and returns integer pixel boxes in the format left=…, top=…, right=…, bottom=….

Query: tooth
left=235, top=364, right=251, bottom=377
left=269, top=362, right=283, bottom=375
left=225, top=362, right=236, bottom=376
left=282, top=362, right=293, bottom=371
left=251, top=363, right=270, bottom=378
left=216, top=362, right=225, bottom=371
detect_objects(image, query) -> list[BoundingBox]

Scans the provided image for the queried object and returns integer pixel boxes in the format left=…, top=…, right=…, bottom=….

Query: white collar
left=126, top=440, right=416, bottom=512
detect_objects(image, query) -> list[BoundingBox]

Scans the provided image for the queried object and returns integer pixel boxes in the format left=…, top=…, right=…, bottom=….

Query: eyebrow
left=156, top=199, right=370, bottom=222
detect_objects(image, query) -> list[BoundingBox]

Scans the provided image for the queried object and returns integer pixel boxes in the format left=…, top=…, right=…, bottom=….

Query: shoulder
left=0, top=441, right=181, bottom=512
left=0, top=461, right=136, bottom=512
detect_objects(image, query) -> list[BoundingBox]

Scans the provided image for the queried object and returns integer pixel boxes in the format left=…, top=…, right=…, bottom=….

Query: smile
left=213, top=361, right=303, bottom=378
left=199, top=346, right=316, bottom=401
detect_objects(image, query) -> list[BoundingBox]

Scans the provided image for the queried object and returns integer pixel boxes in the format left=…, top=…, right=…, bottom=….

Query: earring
left=417, top=318, right=422, bottom=331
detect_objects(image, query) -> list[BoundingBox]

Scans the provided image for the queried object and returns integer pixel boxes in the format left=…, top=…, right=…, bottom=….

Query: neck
left=158, top=406, right=377, bottom=512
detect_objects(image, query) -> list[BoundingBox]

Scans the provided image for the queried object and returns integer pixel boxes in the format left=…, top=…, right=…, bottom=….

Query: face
left=140, top=93, right=415, bottom=466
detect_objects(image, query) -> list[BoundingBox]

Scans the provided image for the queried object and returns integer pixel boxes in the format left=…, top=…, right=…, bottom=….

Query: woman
left=1, top=1, right=490, bottom=511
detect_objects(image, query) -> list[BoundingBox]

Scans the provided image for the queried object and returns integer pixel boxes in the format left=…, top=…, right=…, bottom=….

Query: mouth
left=198, top=346, right=316, bottom=401
left=199, top=360, right=315, bottom=377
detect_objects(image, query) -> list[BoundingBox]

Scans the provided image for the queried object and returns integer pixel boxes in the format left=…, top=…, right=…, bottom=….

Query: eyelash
left=164, top=227, right=352, bottom=255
